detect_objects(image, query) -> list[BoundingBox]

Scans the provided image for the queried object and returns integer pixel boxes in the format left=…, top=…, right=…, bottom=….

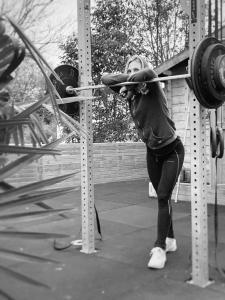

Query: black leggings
left=146, top=139, right=184, bottom=249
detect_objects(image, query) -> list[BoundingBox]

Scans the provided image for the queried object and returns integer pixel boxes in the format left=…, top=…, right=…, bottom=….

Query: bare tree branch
left=0, top=0, right=70, bottom=52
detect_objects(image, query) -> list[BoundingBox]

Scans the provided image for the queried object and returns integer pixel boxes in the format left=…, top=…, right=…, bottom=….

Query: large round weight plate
left=201, top=43, right=225, bottom=106
left=50, top=64, right=79, bottom=98
left=50, top=64, right=79, bottom=117
left=214, top=55, right=225, bottom=90
left=191, top=37, right=224, bottom=109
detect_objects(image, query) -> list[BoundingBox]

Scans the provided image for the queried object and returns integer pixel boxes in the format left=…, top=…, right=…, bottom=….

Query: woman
left=101, top=55, right=185, bottom=269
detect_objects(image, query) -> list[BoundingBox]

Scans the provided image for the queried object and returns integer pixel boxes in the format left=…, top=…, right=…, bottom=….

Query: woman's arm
left=128, top=67, right=157, bottom=83
left=128, top=68, right=159, bottom=95
left=101, top=73, right=129, bottom=93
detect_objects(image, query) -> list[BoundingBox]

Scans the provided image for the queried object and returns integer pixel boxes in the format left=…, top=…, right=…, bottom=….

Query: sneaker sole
left=166, top=246, right=177, bottom=253
left=148, top=261, right=166, bottom=269
left=147, top=258, right=166, bottom=269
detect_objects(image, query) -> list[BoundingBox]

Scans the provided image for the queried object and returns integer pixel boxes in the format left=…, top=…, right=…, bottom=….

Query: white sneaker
left=165, top=237, right=177, bottom=253
left=147, top=247, right=166, bottom=269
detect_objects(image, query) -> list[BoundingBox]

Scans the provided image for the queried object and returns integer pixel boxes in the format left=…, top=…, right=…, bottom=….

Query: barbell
left=50, top=37, right=225, bottom=110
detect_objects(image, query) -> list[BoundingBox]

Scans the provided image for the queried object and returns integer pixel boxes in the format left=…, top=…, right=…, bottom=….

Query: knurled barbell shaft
left=69, top=73, right=191, bottom=93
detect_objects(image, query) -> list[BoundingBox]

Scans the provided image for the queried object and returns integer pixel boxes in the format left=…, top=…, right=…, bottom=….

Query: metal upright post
left=188, top=0, right=211, bottom=287
left=77, top=0, right=95, bottom=253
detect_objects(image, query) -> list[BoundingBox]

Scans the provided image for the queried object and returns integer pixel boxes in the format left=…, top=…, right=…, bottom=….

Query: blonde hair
left=124, top=55, right=153, bottom=73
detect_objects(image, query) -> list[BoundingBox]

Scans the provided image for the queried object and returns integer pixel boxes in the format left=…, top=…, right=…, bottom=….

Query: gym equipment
left=49, top=64, right=80, bottom=117
left=50, top=37, right=225, bottom=110
left=191, top=37, right=225, bottom=108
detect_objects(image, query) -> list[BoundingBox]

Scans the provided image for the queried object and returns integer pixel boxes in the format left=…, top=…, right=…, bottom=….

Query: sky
left=39, top=0, right=78, bottom=67
left=38, top=0, right=96, bottom=67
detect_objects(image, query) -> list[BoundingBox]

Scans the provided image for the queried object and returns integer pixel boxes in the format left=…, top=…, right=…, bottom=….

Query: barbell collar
left=66, top=86, right=77, bottom=95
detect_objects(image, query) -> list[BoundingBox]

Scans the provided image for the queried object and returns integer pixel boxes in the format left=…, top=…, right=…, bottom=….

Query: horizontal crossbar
left=71, top=73, right=191, bottom=92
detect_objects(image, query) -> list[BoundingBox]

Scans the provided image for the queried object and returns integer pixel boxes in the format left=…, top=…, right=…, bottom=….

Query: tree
left=0, top=0, right=53, bottom=29
left=0, top=0, right=63, bottom=51
left=128, top=0, right=189, bottom=66
left=90, top=0, right=150, bottom=81
left=9, top=57, right=46, bottom=104
left=59, top=0, right=143, bottom=142
left=0, top=0, right=71, bottom=139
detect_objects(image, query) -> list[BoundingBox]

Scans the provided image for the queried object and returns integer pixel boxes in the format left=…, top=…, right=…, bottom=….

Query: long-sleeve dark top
left=101, top=68, right=177, bottom=150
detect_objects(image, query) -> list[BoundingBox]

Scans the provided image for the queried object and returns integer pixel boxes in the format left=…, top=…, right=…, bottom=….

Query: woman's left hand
left=137, top=83, right=150, bottom=95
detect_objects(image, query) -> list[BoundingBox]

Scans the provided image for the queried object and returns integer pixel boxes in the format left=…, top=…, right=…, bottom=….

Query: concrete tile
left=119, top=277, right=225, bottom=300
left=100, top=204, right=189, bottom=229
left=99, top=205, right=158, bottom=228
left=1, top=180, right=225, bottom=300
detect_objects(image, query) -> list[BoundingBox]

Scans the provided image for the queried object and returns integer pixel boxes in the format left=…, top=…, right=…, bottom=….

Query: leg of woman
left=147, top=146, right=177, bottom=248
left=154, top=141, right=184, bottom=249
left=146, top=146, right=163, bottom=193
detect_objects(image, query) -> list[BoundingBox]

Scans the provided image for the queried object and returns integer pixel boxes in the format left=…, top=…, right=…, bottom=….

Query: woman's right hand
left=119, top=86, right=128, bottom=98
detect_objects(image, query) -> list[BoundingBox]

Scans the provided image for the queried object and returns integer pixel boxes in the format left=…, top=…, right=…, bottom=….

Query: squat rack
left=188, top=0, right=210, bottom=287
left=77, top=0, right=211, bottom=287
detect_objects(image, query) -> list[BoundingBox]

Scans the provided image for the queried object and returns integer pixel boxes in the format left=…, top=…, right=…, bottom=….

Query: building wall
left=165, top=78, right=212, bottom=184
left=164, top=78, right=225, bottom=204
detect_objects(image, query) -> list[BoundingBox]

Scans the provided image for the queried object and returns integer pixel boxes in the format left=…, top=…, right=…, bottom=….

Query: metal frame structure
left=188, top=0, right=211, bottom=287
left=76, top=0, right=213, bottom=285
left=77, top=0, right=95, bottom=254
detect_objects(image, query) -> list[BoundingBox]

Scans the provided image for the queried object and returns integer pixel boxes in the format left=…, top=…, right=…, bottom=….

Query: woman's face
left=126, top=60, right=142, bottom=75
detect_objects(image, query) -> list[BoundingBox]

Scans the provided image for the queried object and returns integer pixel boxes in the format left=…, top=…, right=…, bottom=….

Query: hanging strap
left=53, top=204, right=102, bottom=251
left=94, top=204, right=102, bottom=239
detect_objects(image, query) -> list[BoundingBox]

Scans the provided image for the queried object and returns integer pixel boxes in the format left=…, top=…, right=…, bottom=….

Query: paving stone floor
left=1, top=179, right=225, bottom=300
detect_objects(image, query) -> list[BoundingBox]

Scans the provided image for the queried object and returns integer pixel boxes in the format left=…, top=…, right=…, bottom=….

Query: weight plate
left=50, top=64, right=79, bottom=98
left=49, top=64, right=79, bottom=117
left=201, top=43, right=225, bottom=106
left=191, top=37, right=224, bottom=109
left=214, top=54, right=225, bottom=90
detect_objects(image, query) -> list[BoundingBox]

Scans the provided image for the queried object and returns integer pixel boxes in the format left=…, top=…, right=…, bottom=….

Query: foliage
left=7, top=60, right=58, bottom=142
left=128, top=0, right=189, bottom=66
left=90, top=0, right=150, bottom=82
left=9, top=58, right=46, bottom=104
left=59, top=0, right=188, bottom=143
left=0, top=0, right=71, bottom=142
left=0, top=16, right=86, bottom=298
left=92, top=92, right=139, bottom=143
